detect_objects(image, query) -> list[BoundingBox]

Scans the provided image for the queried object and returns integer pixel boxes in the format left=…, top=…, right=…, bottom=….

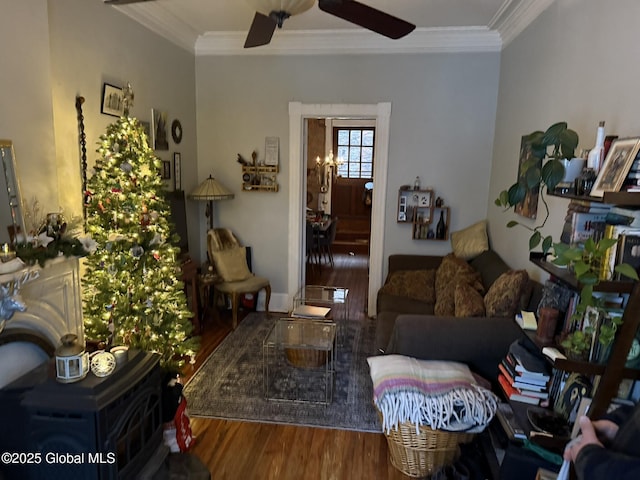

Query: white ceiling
left=109, top=0, right=555, bottom=55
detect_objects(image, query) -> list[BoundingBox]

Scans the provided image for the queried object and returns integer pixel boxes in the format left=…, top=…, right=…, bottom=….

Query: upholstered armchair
left=207, top=228, right=271, bottom=329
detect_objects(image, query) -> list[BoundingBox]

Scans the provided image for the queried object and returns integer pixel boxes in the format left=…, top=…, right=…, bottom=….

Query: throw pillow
left=450, top=220, right=489, bottom=260
left=454, top=282, right=486, bottom=317
left=380, top=269, right=435, bottom=303
left=212, top=247, right=253, bottom=282
left=435, top=254, right=484, bottom=316
left=484, top=269, right=529, bottom=317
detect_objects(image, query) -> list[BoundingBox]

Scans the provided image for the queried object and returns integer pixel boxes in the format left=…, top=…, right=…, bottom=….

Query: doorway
left=288, top=102, right=391, bottom=317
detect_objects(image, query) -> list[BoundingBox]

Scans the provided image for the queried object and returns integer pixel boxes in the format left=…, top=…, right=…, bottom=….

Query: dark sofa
left=375, top=250, right=543, bottom=384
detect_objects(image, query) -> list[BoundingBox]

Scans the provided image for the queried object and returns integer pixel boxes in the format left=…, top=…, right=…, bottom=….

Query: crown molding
left=111, top=0, right=554, bottom=55
left=111, top=2, right=199, bottom=52
left=195, top=27, right=502, bottom=56
left=489, top=0, right=556, bottom=47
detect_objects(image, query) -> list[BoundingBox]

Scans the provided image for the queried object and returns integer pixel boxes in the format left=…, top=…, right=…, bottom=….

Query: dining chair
left=317, top=216, right=338, bottom=267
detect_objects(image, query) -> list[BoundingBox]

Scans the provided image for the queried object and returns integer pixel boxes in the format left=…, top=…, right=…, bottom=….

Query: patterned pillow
left=455, top=282, right=486, bottom=317
left=484, top=269, right=529, bottom=317
left=435, top=254, right=484, bottom=316
left=380, top=269, right=435, bottom=303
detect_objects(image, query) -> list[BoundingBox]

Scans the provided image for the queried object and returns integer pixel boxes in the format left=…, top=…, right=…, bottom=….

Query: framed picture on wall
left=162, top=160, right=171, bottom=180
left=151, top=108, right=169, bottom=151
left=591, top=137, right=640, bottom=197
left=101, top=83, right=124, bottom=117
left=174, top=152, right=182, bottom=191
left=514, top=134, right=541, bottom=219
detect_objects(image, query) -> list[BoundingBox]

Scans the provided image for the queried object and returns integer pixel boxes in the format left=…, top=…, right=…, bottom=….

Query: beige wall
left=195, top=53, right=501, bottom=292
left=488, top=0, right=640, bottom=279
left=1, top=0, right=199, bottom=252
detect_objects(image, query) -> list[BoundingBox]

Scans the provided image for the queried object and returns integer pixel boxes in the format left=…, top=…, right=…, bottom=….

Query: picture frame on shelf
left=151, top=108, right=169, bottom=151
left=591, top=137, right=640, bottom=197
left=101, top=83, right=124, bottom=117
left=173, top=152, right=182, bottom=191
left=418, top=191, right=432, bottom=207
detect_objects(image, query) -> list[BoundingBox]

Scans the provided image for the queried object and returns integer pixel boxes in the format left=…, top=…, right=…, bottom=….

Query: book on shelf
left=499, top=362, right=549, bottom=398
left=614, top=233, right=640, bottom=280
left=501, top=358, right=549, bottom=386
left=498, top=373, right=541, bottom=405
left=290, top=305, right=331, bottom=319
left=599, top=224, right=640, bottom=280
left=560, top=211, right=608, bottom=246
left=496, top=402, right=526, bottom=441
left=507, top=342, right=551, bottom=378
left=542, top=347, right=567, bottom=361
left=567, top=199, right=611, bottom=213
left=605, top=206, right=640, bottom=228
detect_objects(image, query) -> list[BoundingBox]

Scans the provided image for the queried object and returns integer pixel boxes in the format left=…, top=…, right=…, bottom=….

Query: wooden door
left=331, top=177, right=371, bottom=254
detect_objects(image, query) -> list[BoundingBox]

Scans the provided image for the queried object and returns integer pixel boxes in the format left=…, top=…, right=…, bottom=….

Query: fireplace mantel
left=6, top=256, right=84, bottom=347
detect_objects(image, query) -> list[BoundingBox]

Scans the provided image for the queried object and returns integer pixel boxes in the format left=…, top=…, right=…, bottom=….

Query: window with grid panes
left=333, top=127, right=375, bottom=179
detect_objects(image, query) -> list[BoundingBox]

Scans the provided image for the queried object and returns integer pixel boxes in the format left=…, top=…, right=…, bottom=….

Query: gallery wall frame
left=151, top=108, right=169, bottom=151
left=174, top=152, right=182, bottom=191
left=101, top=83, right=124, bottom=117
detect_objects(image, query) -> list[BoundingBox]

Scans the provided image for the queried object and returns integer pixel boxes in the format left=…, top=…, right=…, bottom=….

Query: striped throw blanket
left=367, top=355, right=498, bottom=434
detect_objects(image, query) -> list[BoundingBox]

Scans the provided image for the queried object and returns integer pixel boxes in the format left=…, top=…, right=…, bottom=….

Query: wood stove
left=0, top=349, right=163, bottom=479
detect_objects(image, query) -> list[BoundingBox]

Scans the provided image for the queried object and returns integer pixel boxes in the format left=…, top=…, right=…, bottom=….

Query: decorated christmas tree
left=82, top=99, right=198, bottom=370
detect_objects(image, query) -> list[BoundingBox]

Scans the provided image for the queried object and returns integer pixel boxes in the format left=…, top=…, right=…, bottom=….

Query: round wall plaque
left=171, top=119, right=183, bottom=144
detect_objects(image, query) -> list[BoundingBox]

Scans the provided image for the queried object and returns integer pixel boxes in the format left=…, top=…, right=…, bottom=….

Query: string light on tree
left=82, top=84, right=198, bottom=369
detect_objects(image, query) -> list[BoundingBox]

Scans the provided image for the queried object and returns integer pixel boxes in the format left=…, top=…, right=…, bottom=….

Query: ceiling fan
left=244, top=0, right=416, bottom=48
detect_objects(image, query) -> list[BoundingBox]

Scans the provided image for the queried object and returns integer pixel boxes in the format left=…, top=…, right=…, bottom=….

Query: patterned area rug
left=183, top=312, right=381, bottom=432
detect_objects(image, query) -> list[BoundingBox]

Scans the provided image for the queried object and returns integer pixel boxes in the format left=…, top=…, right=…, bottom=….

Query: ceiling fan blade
left=318, top=0, right=415, bottom=39
left=244, top=12, right=278, bottom=48
left=104, top=0, right=155, bottom=4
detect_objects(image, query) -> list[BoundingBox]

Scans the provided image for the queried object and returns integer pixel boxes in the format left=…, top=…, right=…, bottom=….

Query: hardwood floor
left=183, top=253, right=408, bottom=479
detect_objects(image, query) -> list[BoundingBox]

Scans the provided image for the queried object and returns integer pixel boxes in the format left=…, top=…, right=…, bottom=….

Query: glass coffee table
left=293, top=285, right=349, bottom=344
left=263, top=318, right=336, bottom=404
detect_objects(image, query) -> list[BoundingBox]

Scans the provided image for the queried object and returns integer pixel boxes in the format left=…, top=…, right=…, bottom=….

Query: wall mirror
left=0, top=140, right=26, bottom=246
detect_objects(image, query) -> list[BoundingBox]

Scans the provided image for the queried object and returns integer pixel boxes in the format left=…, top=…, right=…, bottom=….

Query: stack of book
left=498, top=352, right=551, bottom=406
left=559, top=200, right=610, bottom=247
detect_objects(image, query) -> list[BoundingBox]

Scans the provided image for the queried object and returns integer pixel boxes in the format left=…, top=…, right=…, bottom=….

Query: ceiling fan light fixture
left=244, top=0, right=315, bottom=16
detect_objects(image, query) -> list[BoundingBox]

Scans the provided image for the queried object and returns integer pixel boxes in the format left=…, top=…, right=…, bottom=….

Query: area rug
left=183, top=312, right=382, bottom=432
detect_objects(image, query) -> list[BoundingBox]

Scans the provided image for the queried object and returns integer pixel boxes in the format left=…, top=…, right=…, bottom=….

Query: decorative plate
left=91, top=351, right=117, bottom=377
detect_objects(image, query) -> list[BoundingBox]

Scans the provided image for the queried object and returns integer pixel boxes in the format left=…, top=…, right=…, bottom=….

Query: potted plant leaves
left=495, top=121, right=638, bottom=361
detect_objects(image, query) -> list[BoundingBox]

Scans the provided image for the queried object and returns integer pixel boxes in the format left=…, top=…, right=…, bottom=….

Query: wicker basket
left=382, top=418, right=474, bottom=478
left=285, top=348, right=327, bottom=368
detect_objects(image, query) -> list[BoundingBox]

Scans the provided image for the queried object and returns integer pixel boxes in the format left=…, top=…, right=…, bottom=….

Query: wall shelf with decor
left=241, top=165, right=279, bottom=192
left=396, top=187, right=450, bottom=240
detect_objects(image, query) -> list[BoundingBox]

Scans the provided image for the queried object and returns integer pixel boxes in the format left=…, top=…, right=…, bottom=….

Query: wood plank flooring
left=183, top=253, right=408, bottom=479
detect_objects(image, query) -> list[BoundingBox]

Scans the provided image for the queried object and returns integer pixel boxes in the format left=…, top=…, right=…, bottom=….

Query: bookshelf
left=529, top=237, right=640, bottom=419
left=549, top=190, right=640, bottom=206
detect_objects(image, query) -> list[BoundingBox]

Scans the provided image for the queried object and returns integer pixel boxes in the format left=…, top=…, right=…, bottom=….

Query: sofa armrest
left=386, top=314, right=525, bottom=386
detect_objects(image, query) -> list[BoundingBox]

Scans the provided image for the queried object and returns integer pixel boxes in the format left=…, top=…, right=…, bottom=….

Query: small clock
left=171, top=119, right=183, bottom=144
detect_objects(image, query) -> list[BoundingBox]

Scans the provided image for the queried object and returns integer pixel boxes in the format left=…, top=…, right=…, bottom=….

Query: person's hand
left=591, top=418, right=619, bottom=444
left=564, top=416, right=604, bottom=462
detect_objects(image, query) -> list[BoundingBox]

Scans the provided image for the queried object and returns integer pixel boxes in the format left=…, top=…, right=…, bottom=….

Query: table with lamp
left=188, top=174, right=235, bottom=324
